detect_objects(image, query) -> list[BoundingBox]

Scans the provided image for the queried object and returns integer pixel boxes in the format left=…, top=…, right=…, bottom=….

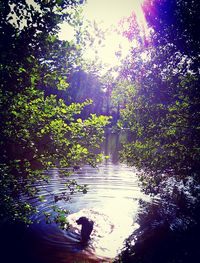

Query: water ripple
left=29, top=160, right=149, bottom=261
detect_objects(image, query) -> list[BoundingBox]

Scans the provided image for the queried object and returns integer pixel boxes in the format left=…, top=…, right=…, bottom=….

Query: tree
left=115, top=3, right=200, bottom=260
left=118, top=0, right=200, bottom=196
left=142, top=0, right=200, bottom=65
left=0, top=0, right=110, bottom=225
left=66, top=69, right=105, bottom=116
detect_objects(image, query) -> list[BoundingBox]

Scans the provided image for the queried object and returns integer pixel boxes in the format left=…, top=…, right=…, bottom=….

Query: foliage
left=0, top=0, right=110, bottom=224
left=120, top=51, right=200, bottom=194
left=143, top=0, right=200, bottom=59
left=118, top=0, right=200, bottom=195
left=111, top=2, right=200, bottom=261
left=66, top=69, right=105, bottom=116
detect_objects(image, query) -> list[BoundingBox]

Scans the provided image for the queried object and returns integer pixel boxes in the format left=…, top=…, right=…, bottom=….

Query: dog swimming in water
left=76, top=216, right=94, bottom=242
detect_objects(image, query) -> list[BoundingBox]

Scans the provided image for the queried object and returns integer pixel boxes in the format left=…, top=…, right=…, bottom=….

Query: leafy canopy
left=0, top=0, right=110, bottom=224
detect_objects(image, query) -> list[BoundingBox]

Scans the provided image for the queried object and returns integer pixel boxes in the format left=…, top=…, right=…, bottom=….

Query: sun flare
left=59, top=0, right=148, bottom=68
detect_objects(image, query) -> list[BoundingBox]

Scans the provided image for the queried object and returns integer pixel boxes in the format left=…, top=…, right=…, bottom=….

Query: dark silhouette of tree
left=143, top=0, right=200, bottom=62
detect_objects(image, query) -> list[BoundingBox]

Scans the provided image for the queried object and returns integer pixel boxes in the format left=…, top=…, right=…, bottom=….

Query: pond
left=1, top=132, right=149, bottom=263
left=2, top=132, right=199, bottom=263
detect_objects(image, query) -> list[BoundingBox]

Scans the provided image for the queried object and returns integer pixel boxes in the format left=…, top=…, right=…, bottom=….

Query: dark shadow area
left=0, top=221, right=94, bottom=263
left=117, top=198, right=200, bottom=263
left=0, top=222, right=44, bottom=263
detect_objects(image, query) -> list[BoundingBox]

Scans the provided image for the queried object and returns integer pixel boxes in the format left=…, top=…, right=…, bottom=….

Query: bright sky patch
left=59, top=0, right=148, bottom=68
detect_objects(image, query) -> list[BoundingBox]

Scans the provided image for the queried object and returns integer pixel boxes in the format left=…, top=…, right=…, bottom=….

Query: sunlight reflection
left=58, top=23, right=75, bottom=41
left=83, top=30, right=130, bottom=67
left=59, top=0, right=149, bottom=68
left=67, top=198, right=140, bottom=258
left=82, top=0, right=148, bottom=67
left=82, top=0, right=141, bottom=25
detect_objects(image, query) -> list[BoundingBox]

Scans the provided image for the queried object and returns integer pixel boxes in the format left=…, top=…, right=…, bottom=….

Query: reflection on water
left=13, top=131, right=199, bottom=263
left=1, top=132, right=149, bottom=263
left=29, top=158, right=148, bottom=262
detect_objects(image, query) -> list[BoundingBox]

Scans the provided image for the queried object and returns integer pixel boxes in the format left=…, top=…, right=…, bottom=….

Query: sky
left=59, top=0, right=147, bottom=68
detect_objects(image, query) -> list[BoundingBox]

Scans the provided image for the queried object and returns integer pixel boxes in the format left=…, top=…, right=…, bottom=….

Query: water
left=1, top=132, right=149, bottom=263
left=32, top=162, right=148, bottom=261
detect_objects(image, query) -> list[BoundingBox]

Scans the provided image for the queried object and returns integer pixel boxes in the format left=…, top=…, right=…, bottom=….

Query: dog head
left=76, top=216, right=90, bottom=225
